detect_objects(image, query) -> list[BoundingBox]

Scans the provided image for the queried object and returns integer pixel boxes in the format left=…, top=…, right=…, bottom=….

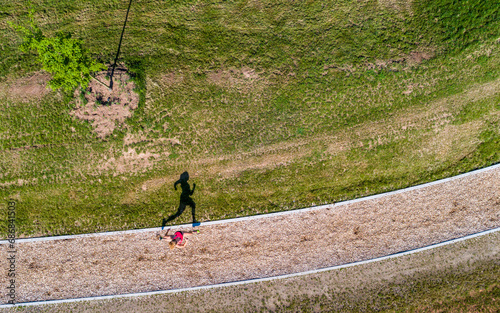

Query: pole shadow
left=109, top=0, right=133, bottom=89
left=162, top=171, right=200, bottom=228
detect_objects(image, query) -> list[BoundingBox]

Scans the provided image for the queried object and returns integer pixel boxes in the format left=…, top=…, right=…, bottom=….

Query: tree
left=9, top=9, right=106, bottom=93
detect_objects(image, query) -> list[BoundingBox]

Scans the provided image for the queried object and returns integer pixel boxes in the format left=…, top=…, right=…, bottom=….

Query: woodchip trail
left=0, top=164, right=499, bottom=305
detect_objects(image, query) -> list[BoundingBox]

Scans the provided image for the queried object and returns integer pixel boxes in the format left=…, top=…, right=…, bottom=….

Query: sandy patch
left=141, top=177, right=169, bottom=192
left=123, top=133, right=181, bottom=147
left=324, top=47, right=435, bottom=76
left=0, top=178, right=38, bottom=188
left=70, top=69, right=139, bottom=138
left=406, top=50, right=435, bottom=66
left=123, top=132, right=150, bottom=145
left=207, top=151, right=298, bottom=179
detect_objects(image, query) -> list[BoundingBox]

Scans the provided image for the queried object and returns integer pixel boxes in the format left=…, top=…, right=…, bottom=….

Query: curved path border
left=2, top=163, right=499, bottom=245
left=1, top=226, right=499, bottom=308
left=1, top=163, right=498, bottom=308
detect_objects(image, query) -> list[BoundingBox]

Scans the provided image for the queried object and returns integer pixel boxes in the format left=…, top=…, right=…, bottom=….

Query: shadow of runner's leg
left=163, top=202, right=186, bottom=227
left=188, top=197, right=199, bottom=225
left=167, top=171, right=199, bottom=227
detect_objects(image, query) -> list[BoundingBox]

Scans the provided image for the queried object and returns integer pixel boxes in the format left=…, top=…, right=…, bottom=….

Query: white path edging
left=2, top=163, right=499, bottom=245
left=1, top=226, right=499, bottom=308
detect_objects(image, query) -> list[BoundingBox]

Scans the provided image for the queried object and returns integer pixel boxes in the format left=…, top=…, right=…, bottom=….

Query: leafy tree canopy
left=9, top=9, right=106, bottom=93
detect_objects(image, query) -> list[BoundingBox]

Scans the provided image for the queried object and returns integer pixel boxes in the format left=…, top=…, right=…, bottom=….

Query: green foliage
left=415, top=0, right=500, bottom=50
left=8, top=9, right=106, bottom=93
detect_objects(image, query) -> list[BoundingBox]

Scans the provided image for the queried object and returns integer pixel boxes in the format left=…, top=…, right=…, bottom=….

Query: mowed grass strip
left=0, top=0, right=499, bottom=237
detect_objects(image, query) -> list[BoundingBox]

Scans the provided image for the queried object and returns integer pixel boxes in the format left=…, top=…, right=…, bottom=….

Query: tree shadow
left=162, top=171, right=199, bottom=228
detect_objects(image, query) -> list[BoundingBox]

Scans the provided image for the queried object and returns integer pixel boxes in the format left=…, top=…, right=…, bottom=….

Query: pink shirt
left=173, top=231, right=183, bottom=243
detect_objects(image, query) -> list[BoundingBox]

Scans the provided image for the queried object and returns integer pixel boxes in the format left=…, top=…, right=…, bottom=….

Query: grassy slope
left=0, top=0, right=499, bottom=236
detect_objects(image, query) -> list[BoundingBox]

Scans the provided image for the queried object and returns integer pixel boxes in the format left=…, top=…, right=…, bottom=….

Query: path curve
left=1, top=227, right=499, bottom=309
left=1, top=164, right=499, bottom=305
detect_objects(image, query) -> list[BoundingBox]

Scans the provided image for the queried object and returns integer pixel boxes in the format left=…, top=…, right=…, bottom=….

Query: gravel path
left=1, top=166, right=499, bottom=304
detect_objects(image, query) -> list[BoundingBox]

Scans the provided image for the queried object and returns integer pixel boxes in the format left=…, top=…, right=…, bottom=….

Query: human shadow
left=162, top=171, right=199, bottom=228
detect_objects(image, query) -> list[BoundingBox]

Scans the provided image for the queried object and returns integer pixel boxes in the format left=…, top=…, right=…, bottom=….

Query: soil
left=0, top=68, right=139, bottom=139
left=0, top=166, right=498, bottom=304
left=70, top=67, right=139, bottom=138
left=0, top=72, right=51, bottom=102
left=206, top=67, right=268, bottom=92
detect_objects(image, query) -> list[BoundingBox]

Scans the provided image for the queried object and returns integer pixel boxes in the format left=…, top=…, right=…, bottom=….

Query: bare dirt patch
left=204, top=151, right=298, bottom=179
left=207, top=67, right=267, bottom=92
left=324, top=47, right=435, bottom=76
left=123, top=132, right=150, bottom=146
left=96, top=147, right=161, bottom=175
left=0, top=72, right=51, bottom=102
left=377, top=0, right=414, bottom=14
left=422, top=121, right=484, bottom=160
left=160, top=71, right=184, bottom=86
left=381, top=48, right=435, bottom=69
left=70, top=68, right=139, bottom=138
left=406, top=50, right=435, bottom=66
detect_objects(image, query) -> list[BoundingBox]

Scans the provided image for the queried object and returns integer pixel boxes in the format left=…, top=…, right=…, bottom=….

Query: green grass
left=0, top=0, right=499, bottom=237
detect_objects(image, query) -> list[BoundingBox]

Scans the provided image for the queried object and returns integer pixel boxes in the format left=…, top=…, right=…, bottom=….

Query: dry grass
left=96, top=147, right=161, bottom=175
left=1, top=65, right=498, bottom=189
left=377, top=0, right=414, bottom=14
left=206, top=67, right=268, bottom=93
left=95, top=71, right=492, bottom=186
left=163, top=75, right=500, bottom=180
